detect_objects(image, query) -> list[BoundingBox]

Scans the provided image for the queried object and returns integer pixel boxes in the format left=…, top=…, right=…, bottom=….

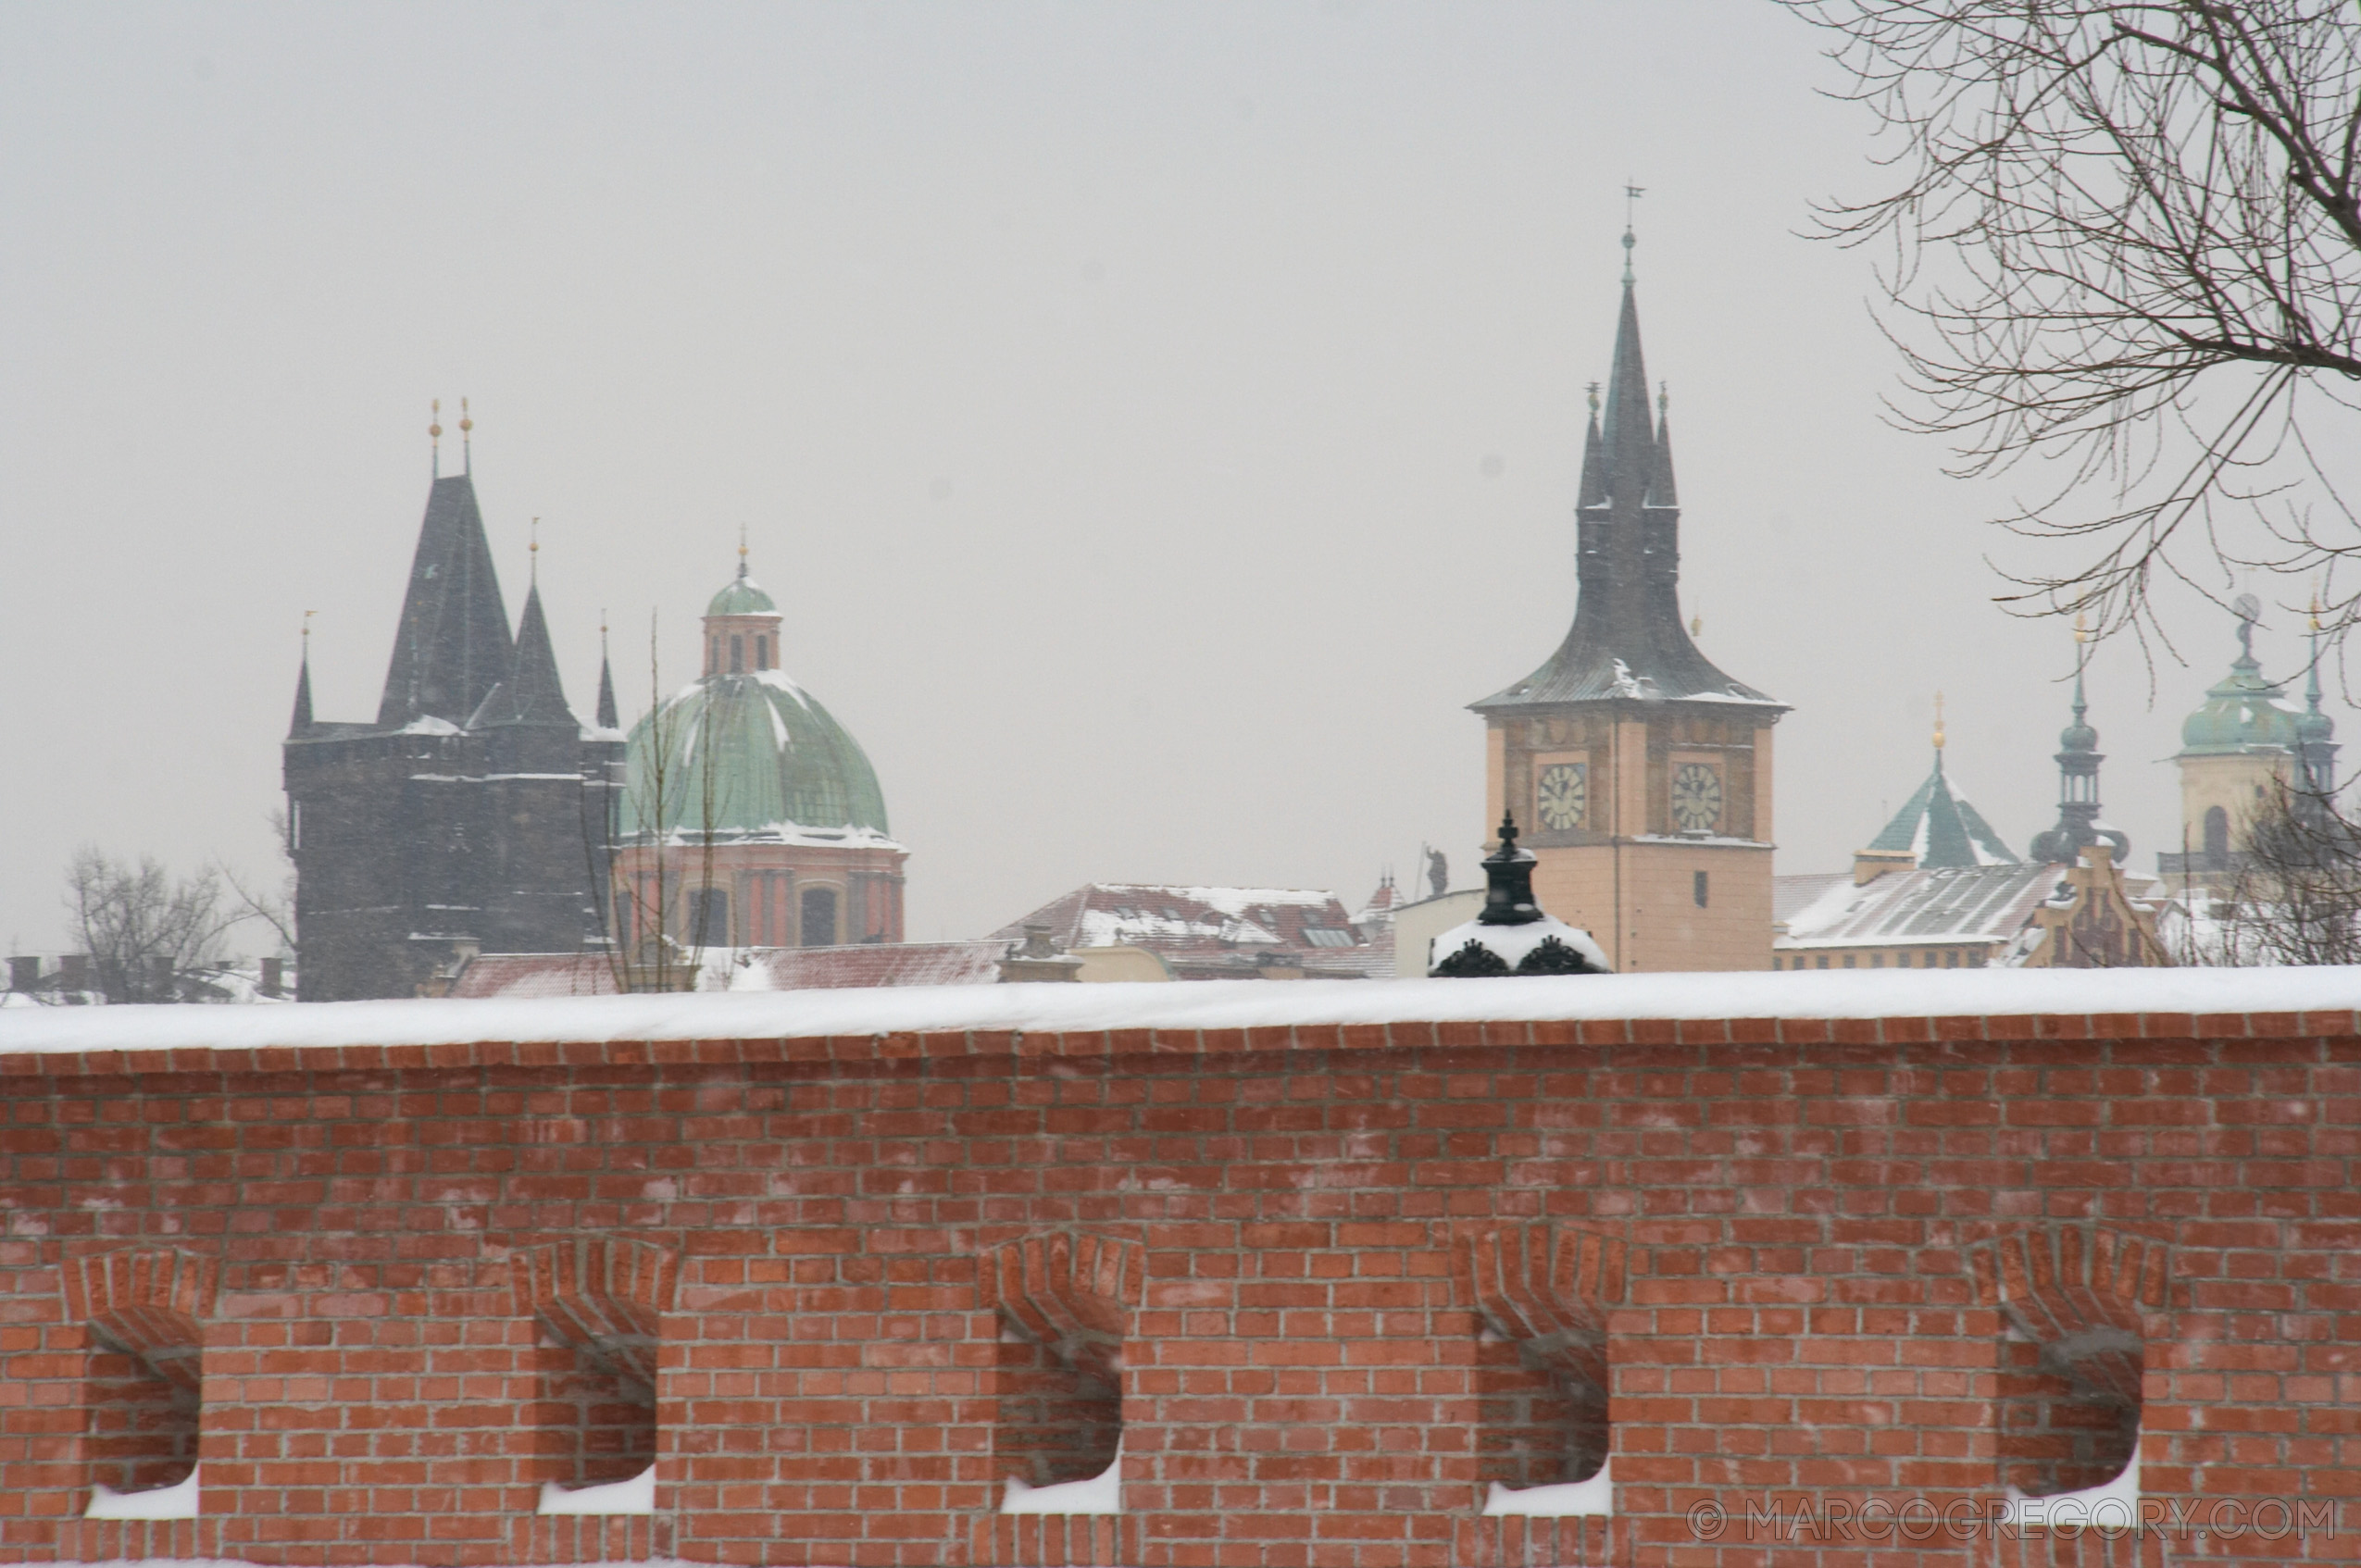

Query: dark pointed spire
left=1646, top=382, right=1679, bottom=507
left=1599, top=258, right=1655, bottom=509
left=2298, top=599, right=2338, bottom=808
left=376, top=469, right=515, bottom=728
left=471, top=581, right=577, bottom=728
left=1576, top=382, right=1606, bottom=508
left=289, top=619, right=316, bottom=739
left=1475, top=228, right=1775, bottom=713
left=595, top=616, right=619, bottom=731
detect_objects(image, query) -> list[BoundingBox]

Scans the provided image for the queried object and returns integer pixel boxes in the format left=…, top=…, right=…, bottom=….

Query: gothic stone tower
left=1470, top=235, right=1784, bottom=972
left=283, top=435, right=624, bottom=1000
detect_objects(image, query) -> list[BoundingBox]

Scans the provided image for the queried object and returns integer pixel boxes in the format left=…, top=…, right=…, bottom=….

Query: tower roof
left=2180, top=606, right=2303, bottom=755
left=1867, top=752, right=2019, bottom=869
left=468, top=583, right=578, bottom=729
left=1473, top=238, right=1776, bottom=712
left=376, top=472, right=514, bottom=728
left=707, top=561, right=779, bottom=617
left=618, top=667, right=892, bottom=843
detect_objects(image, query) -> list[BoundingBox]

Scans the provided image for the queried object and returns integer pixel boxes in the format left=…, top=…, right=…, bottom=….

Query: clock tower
left=1470, top=231, right=1785, bottom=971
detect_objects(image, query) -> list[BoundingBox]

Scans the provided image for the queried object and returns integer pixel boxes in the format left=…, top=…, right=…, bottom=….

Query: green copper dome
left=706, top=566, right=778, bottom=617
left=2180, top=651, right=2303, bottom=754
left=618, top=668, right=892, bottom=842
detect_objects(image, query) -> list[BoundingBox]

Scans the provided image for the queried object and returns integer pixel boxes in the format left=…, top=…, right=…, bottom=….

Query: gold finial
left=1658, top=380, right=1669, bottom=417
left=529, top=516, right=540, bottom=582
left=303, top=609, right=315, bottom=641
left=1690, top=614, right=1703, bottom=637
left=2311, top=586, right=2323, bottom=631
left=1585, top=380, right=1601, bottom=415
left=2074, top=611, right=2089, bottom=642
left=429, top=397, right=441, bottom=441
left=1932, top=691, right=1946, bottom=751
left=457, top=396, right=472, bottom=435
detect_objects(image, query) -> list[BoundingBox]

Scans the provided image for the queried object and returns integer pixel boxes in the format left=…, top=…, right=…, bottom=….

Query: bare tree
left=63, top=849, right=244, bottom=1003
left=601, top=613, right=731, bottom=994
left=2185, top=773, right=2361, bottom=965
left=217, top=809, right=297, bottom=956
left=1783, top=1, right=2361, bottom=641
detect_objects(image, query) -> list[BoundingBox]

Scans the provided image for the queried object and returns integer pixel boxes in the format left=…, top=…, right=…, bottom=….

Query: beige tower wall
left=2178, top=751, right=2289, bottom=856
left=1483, top=707, right=1778, bottom=973
left=1530, top=843, right=1775, bottom=973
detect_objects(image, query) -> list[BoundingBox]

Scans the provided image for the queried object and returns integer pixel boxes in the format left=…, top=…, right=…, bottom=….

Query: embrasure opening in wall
left=985, top=1234, right=1140, bottom=1492
left=515, top=1239, right=678, bottom=1496
left=1465, top=1229, right=1618, bottom=1495
left=84, top=1307, right=202, bottom=1497
left=1980, top=1229, right=2159, bottom=1500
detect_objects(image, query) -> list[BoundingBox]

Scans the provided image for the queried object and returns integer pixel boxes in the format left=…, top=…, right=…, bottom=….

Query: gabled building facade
left=1471, top=232, right=1785, bottom=972
left=283, top=443, right=622, bottom=1001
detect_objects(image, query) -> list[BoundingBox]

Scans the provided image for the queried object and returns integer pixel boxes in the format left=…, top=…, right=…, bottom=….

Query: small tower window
left=756, top=635, right=769, bottom=670
left=2203, top=805, right=2230, bottom=861
left=730, top=634, right=744, bottom=673
left=1693, top=871, right=1708, bottom=907
left=800, top=887, right=838, bottom=948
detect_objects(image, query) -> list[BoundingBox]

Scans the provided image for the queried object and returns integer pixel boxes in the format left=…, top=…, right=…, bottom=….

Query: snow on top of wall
left=0, top=965, right=2355, bottom=1058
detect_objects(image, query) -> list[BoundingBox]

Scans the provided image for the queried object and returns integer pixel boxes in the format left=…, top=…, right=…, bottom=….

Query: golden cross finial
left=1932, top=691, right=1946, bottom=751
left=458, top=396, right=472, bottom=435
left=2074, top=611, right=2089, bottom=642
left=429, top=398, right=441, bottom=441
left=303, top=609, right=315, bottom=641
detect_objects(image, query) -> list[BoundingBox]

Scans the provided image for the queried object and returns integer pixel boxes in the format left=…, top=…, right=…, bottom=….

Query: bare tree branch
left=1783, top=0, right=2361, bottom=643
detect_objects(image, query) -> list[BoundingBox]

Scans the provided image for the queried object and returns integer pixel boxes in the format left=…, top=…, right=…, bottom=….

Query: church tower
left=282, top=410, right=623, bottom=1000
left=2159, top=598, right=2304, bottom=891
left=1470, top=232, right=1784, bottom=971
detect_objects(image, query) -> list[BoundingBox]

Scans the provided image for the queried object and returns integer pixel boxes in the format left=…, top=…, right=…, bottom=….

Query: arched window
left=756, top=635, right=769, bottom=669
left=2203, top=804, right=2230, bottom=861
left=730, top=634, right=744, bottom=673
left=689, top=887, right=731, bottom=947
left=800, top=886, right=838, bottom=948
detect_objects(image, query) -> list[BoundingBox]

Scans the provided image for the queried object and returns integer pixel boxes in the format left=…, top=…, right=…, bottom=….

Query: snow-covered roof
left=990, top=883, right=1388, bottom=977
left=1774, top=865, right=2064, bottom=949
left=4, top=965, right=2357, bottom=1058
left=1866, top=752, right=2018, bottom=868
left=451, top=942, right=1007, bottom=1000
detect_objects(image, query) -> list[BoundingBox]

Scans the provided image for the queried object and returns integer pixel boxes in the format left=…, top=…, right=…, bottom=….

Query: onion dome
left=706, top=569, right=778, bottom=617
left=618, top=561, right=893, bottom=845
left=2180, top=601, right=2303, bottom=755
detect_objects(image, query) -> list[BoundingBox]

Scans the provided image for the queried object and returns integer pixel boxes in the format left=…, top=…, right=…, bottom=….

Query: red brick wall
left=0, top=1012, right=2355, bottom=1568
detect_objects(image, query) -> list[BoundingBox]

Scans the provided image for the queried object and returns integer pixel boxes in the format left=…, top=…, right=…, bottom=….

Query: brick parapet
left=6, top=1007, right=2360, bottom=1082
left=1, top=1010, right=2355, bottom=1567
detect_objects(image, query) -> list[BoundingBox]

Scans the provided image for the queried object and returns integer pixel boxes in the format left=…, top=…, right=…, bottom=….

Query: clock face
left=1669, top=762, right=1723, bottom=833
left=1536, top=763, right=1587, bottom=831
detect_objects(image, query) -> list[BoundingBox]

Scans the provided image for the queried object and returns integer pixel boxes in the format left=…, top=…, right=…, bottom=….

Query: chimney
left=7, top=955, right=38, bottom=992
left=260, top=956, right=284, bottom=998
left=59, top=953, right=89, bottom=990
left=1852, top=848, right=1915, bottom=886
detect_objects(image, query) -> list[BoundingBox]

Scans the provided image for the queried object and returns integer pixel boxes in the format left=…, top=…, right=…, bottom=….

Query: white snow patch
left=539, top=1464, right=655, bottom=1514
left=1482, top=1459, right=1611, bottom=1517
left=1429, top=916, right=1609, bottom=975
left=1002, top=1445, right=1121, bottom=1514
left=87, top=1466, right=199, bottom=1518
left=6, top=966, right=2361, bottom=1059
left=2003, top=1438, right=2138, bottom=1530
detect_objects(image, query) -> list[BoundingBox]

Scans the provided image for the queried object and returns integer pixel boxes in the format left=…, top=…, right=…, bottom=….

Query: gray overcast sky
left=0, top=1, right=2313, bottom=956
